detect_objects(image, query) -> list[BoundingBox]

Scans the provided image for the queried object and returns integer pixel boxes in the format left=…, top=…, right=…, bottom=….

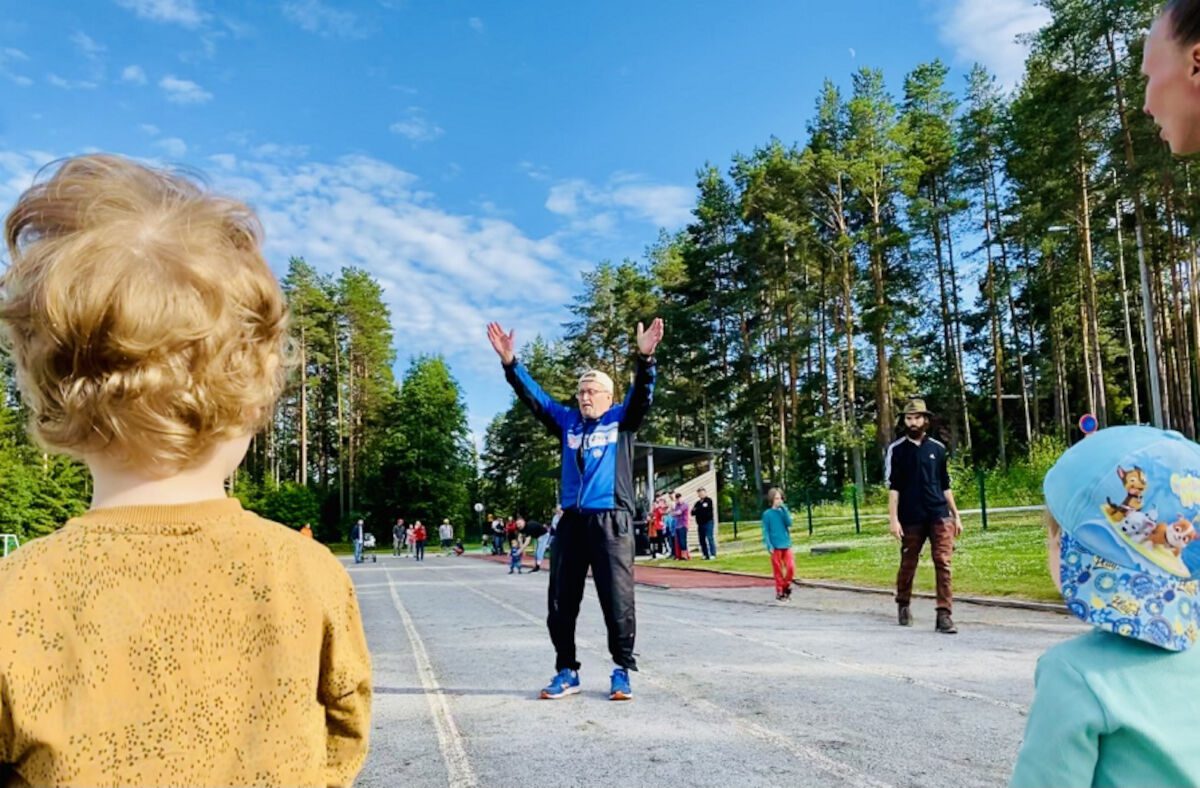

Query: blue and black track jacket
left=504, top=355, right=656, bottom=515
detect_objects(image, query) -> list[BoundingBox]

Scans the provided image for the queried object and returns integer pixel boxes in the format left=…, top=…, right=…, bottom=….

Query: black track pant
left=547, top=509, right=637, bottom=671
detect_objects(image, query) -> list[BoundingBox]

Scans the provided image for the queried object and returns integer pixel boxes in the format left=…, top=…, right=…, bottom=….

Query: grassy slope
left=651, top=509, right=1059, bottom=602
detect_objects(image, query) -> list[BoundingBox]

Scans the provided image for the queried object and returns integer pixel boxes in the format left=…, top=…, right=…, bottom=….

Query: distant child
left=648, top=496, right=665, bottom=558
left=1010, top=426, right=1200, bottom=787
left=672, top=492, right=691, bottom=560
left=413, top=521, right=427, bottom=561
left=0, top=154, right=371, bottom=786
left=509, top=535, right=527, bottom=574
left=393, top=517, right=406, bottom=555
left=663, top=505, right=677, bottom=559
left=762, top=487, right=794, bottom=601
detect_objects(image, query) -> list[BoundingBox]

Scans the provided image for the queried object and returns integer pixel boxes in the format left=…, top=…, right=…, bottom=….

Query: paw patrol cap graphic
left=1044, top=426, right=1200, bottom=651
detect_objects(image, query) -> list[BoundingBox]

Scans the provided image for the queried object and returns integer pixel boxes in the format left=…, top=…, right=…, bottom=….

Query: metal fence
left=728, top=470, right=1045, bottom=539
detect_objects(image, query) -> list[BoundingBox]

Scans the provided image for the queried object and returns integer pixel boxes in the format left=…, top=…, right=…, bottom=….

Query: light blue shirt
left=1011, top=629, right=1200, bottom=787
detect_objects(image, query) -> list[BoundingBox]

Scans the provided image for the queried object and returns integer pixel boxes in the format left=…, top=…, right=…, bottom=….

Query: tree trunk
left=1113, top=187, right=1142, bottom=424
left=333, top=317, right=345, bottom=518
left=842, top=247, right=865, bottom=495
left=348, top=354, right=356, bottom=516
left=984, top=157, right=1032, bottom=445
left=1108, top=29, right=1163, bottom=427
left=1022, top=244, right=1041, bottom=434
left=930, top=177, right=958, bottom=423
left=299, top=320, right=308, bottom=487
left=1077, top=124, right=1107, bottom=428
left=981, top=191, right=1006, bottom=466
left=942, top=188, right=972, bottom=453
left=870, top=187, right=893, bottom=454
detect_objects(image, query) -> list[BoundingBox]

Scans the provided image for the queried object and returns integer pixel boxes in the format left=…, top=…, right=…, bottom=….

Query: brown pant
left=895, top=519, right=956, bottom=611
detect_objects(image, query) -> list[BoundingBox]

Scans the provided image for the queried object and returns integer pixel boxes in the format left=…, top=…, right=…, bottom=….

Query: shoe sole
left=609, top=691, right=632, bottom=701
left=539, top=685, right=581, bottom=700
left=936, top=628, right=958, bottom=634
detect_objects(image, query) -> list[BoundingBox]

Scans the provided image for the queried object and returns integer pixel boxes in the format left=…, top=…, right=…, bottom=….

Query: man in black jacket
left=487, top=318, right=663, bottom=702
left=694, top=487, right=717, bottom=560
left=885, top=399, right=962, bottom=634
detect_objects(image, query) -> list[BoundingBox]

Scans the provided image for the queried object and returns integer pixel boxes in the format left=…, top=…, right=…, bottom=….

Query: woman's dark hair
left=1164, top=0, right=1200, bottom=44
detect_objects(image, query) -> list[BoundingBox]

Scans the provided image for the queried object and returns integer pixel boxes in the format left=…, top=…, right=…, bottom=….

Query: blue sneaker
left=539, top=668, right=580, bottom=700
left=609, top=668, right=632, bottom=701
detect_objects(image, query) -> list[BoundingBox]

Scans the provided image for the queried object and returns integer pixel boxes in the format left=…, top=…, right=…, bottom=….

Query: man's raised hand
left=487, top=322, right=516, bottom=365
left=636, top=317, right=664, bottom=357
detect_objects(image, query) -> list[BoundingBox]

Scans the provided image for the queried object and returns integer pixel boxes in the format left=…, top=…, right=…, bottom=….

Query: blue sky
left=0, top=0, right=1050, bottom=443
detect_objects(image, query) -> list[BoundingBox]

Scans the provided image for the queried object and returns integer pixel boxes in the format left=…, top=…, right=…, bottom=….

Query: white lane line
left=385, top=569, right=478, bottom=788
left=641, top=606, right=1027, bottom=715
left=453, top=579, right=894, bottom=788
left=353, top=580, right=485, bottom=591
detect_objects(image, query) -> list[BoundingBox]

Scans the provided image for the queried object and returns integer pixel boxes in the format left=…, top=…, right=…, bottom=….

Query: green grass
left=656, top=509, right=1060, bottom=602
left=325, top=508, right=1060, bottom=603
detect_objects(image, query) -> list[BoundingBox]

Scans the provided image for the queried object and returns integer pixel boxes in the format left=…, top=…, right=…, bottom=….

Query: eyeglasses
left=577, top=387, right=609, bottom=399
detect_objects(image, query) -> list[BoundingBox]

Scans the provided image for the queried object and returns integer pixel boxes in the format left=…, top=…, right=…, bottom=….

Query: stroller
left=361, top=532, right=379, bottom=563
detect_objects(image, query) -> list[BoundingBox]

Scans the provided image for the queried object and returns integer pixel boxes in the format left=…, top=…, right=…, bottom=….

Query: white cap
left=578, top=369, right=614, bottom=395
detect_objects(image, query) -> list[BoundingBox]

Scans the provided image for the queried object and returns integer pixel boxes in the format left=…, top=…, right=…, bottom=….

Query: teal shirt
left=1010, top=629, right=1200, bottom=788
left=761, top=506, right=792, bottom=551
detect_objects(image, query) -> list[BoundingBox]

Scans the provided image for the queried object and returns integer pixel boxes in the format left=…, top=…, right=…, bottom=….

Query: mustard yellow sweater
left=0, top=498, right=372, bottom=787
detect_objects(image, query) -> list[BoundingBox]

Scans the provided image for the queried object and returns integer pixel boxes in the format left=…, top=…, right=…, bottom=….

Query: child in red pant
left=762, top=487, right=794, bottom=600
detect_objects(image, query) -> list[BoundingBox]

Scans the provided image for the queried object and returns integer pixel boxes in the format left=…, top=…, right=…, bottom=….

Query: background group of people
left=345, top=517, right=466, bottom=564
left=647, top=488, right=716, bottom=560
left=488, top=506, right=562, bottom=574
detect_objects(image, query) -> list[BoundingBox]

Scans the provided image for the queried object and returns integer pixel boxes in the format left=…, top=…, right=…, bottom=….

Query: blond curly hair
left=0, top=154, right=289, bottom=474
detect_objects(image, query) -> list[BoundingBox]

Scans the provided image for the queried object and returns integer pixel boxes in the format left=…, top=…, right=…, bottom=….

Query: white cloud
left=0, top=148, right=651, bottom=449
left=546, top=179, right=588, bottom=216
left=138, top=123, right=160, bottom=135
left=0, top=151, right=59, bottom=209
left=155, top=137, right=188, bottom=158
left=0, top=49, right=32, bottom=86
left=199, top=153, right=572, bottom=380
left=114, top=0, right=205, bottom=28
left=934, top=0, right=1052, bottom=89
left=282, top=0, right=367, bottom=38
left=610, top=182, right=693, bottom=227
left=159, top=74, right=212, bottom=104
left=47, top=73, right=99, bottom=90
left=518, top=160, right=551, bottom=181
left=122, top=64, right=148, bottom=84
left=468, top=17, right=484, bottom=33
left=389, top=108, right=444, bottom=143
left=252, top=142, right=311, bottom=159
left=70, top=31, right=106, bottom=60
left=545, top=174, right=693, bottom=230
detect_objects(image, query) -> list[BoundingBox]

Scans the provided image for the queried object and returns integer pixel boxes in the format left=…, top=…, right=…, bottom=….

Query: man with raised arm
left=487, top=318, right=663, bottom=701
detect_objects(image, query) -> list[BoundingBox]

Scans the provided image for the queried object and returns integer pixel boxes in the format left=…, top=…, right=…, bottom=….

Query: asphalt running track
left=349, top=553, right=1084, bottom=788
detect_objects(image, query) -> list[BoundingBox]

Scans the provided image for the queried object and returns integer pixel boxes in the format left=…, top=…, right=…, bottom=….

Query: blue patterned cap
left=1044, top=426, right=1200, bottom=651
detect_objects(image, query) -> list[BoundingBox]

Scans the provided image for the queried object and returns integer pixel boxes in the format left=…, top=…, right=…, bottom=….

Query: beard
left=906, top=423, right=926, bottom=439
